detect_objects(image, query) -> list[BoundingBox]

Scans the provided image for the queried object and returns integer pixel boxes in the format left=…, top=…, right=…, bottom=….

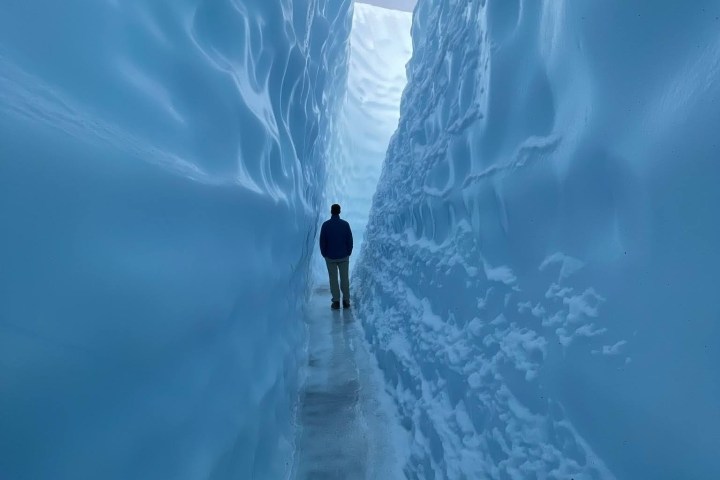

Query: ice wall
left=355, top=0, right=720, bottom=478
left=318, top=3, right=412, bottom=278
left=0, top=1, right=350, bottom=478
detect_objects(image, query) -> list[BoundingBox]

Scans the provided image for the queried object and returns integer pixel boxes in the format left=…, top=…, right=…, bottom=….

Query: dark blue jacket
left=319, top=215, right=353, bottom=260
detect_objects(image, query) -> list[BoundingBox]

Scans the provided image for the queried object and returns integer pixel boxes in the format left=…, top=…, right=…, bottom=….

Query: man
left=319, top=204, right=353, bottom=309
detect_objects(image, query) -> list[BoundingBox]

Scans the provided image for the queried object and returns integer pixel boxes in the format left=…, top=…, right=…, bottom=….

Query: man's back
left=320, top=204, right=353, bottom=309
left=320, top=215, right=353, bottom=260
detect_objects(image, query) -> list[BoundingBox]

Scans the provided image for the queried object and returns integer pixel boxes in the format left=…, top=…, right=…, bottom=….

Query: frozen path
left=292, top=288, right=406, bottom=479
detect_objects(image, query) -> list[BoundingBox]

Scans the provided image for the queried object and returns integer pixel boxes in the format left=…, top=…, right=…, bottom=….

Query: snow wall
left=0, top=1, right=351, bottom=478
left=355, top=0, right=720, bottom=478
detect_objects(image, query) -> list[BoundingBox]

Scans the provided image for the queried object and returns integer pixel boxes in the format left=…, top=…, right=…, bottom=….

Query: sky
left=356, top=0, right=416, bottom=12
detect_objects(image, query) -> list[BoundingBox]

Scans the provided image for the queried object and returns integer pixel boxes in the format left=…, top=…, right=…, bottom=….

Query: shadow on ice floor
left=292, top=288, right=406, bottom=480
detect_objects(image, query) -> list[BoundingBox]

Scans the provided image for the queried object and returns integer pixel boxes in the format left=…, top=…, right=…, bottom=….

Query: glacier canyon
left=1, top=0, right=718, bottom=479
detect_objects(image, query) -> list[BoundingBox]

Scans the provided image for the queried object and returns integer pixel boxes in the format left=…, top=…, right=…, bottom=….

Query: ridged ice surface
left=0, top=1, right=350, bottom=478
left=355, top=0, right=720, bottom=478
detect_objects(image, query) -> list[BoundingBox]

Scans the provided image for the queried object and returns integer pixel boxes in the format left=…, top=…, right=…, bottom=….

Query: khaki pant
left=325, top=257, right=350, bottom=302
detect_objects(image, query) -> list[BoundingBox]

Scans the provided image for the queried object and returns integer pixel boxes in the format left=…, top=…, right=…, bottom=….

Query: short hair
left=331, top=204, right=341, bottom=215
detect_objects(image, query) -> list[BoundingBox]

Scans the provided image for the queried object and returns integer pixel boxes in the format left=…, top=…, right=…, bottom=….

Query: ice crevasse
left=1, top=0, right=719, bottom=480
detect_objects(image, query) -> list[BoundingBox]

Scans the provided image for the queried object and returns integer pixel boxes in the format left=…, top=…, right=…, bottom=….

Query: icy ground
left=292, top=290, right=408, bottom=479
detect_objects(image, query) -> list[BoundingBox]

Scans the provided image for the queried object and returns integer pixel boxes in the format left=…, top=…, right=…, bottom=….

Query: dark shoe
left=331, top=301, right=340, bottom=310
left=342, top=300, right=351, bottom=309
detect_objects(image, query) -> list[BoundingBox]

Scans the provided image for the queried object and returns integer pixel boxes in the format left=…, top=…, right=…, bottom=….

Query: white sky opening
left=318, top=2, right=414, bottom=279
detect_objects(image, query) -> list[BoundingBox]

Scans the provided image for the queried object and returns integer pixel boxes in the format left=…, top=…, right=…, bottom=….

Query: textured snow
left=355, top=0, right=720, bottom=478
left=0, top=1, right=351, bottom=479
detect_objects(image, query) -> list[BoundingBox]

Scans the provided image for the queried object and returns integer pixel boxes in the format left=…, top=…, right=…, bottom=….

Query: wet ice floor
left=292, top=288, right=405, bottom=480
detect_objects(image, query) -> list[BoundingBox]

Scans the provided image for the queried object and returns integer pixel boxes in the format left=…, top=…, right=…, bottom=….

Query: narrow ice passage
left=318, top=2, right=413, bottom=276
left=294, top=4, right=413, bottom=478
left=2, top=0, right=720, bottom=479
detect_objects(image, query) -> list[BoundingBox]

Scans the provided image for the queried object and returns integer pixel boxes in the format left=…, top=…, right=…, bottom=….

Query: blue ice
left=2, top=0, right=719, bottom=479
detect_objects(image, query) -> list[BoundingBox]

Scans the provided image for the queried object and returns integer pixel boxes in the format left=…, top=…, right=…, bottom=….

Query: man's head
left=331, top=204, right=341, bottom=215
